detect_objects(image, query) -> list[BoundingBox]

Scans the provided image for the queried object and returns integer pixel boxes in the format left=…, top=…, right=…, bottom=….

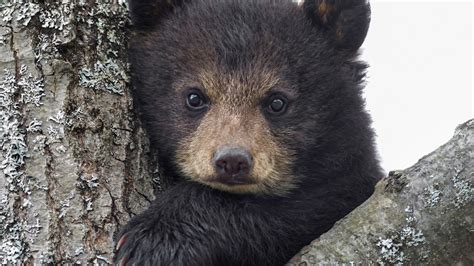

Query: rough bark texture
left=0, top=2, right=157, bottom=264
left=289, top=119, right=473, bottom=265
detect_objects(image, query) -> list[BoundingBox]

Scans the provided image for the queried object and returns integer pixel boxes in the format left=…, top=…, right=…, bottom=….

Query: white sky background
left=360, top=1, right=473, bottom=172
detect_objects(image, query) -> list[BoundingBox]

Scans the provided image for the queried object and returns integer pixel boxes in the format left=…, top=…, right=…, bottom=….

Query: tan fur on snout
left=176, top=106, right=296, bottom=196
left=175, top=69, right=296, bottom=196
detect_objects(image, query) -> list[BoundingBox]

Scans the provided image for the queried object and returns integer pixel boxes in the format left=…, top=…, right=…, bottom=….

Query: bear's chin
left=192, top=173, right=299, bottom=196
left=201, top=175, right=258, bottom=186
left=198, top=178, right=263, bottom=195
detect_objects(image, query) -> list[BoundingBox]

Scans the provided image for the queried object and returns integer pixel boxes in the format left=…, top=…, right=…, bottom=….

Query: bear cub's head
left=129, top=0, right=381, bottom=197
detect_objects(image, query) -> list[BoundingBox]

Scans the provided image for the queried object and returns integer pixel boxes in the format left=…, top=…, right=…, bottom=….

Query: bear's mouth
left=202, top=175, right=258, bottom=186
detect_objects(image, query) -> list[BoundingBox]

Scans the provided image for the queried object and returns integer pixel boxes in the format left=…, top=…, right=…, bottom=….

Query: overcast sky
left=360, top=1, right=473, bottom=172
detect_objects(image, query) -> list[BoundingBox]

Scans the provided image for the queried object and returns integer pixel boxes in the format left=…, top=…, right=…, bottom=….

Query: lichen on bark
left=0, top=2, right=156, bottom=264
left=288, top=119, right=473, bottom=265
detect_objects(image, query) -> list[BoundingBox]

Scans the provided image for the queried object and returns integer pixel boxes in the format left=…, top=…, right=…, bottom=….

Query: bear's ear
left=128, top=0, right=188, bottom=29
left=303, top=0, right=370, bottom=51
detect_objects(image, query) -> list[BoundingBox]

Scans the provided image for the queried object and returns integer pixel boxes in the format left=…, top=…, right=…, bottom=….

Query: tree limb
left=289, top=119, right=473, bottom=265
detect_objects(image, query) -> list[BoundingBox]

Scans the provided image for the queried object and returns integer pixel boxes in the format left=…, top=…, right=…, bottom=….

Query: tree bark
left=0, top=2, right=157, bottom=264
left=288, top=119, right=473, bottom=265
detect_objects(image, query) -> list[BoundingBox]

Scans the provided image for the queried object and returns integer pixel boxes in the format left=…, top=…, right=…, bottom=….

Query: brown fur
left=175, top=66, right=297, bottom=196
left=317, top=1, right=335, bottom=24
left=336, top=24, right=345, bottom=42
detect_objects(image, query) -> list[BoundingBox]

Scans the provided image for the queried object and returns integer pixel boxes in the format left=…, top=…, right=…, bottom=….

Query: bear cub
left=115, top=0, right=383, bottom=265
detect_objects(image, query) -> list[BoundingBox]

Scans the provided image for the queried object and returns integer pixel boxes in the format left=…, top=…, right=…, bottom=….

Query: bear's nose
left=213, top=147, right=253, bottom=185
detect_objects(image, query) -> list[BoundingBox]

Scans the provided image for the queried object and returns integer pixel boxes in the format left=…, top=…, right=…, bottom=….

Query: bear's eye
left=187, top=93, right=202, bottom=107
left=267, top=96, right=288, bottom=114
left=185, top=89, right=207, bottom=111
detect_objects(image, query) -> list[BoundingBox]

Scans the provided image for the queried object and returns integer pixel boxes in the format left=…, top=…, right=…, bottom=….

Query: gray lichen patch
left=0, top=219, right=30, bottom=264
left=0, top=65, right=42, bottom=264
left=79, top=58, right=128, bottom=95
left=47, top=111, right=66, bottom=142
left=0, top=68, right=30, bottom=191
left=75, top=2, right=130, bottom=95
left=0, top=64, right=44, bottom=190
left=376, top=205, right=426, bottom=264
left=0, top=27, right=9, bottom=46
left=1, top=3, right=40, bottom=27
left=26, top=118, right=42, bottom=133
left=18, top=65, right=45, bottom=107
left=78, top=173, right=100, bottom=190
left=45, top=108, right=86, bottom=145
left=58, top=190, right=76, bottom=219
left=34, top=33, right=60, bottom=63
left=0, top=196, right=30, bottom=265
left=1, top=2, right=74, bottom=42
left=423, top=180, right=442, bottom=208
left=452, top=171, right=473, bottom=208
left=376, top=237, right=404, bottom=264
left=2, top=1, right=129, bottom=97
left=39, top=4, right=71, bottom=31
left=38, top=250, right=54, bottom=264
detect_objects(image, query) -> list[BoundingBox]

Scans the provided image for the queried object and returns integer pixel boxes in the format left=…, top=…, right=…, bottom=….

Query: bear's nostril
left=213, top=147, right=253, bottom=183
left=215, top=159, right=227, bottom=172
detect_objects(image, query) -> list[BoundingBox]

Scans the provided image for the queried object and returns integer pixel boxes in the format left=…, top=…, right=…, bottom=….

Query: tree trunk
left=0, top=2, right=157, bottom=264
left=288, top=119, right=473, bottom=265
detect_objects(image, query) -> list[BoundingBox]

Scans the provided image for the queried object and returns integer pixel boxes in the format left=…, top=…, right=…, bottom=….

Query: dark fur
left=116, top=0, right=383, bottom=264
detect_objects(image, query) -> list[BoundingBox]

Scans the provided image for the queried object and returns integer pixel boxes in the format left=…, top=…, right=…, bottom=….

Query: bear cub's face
left=129, top=0, right=374, bottom=196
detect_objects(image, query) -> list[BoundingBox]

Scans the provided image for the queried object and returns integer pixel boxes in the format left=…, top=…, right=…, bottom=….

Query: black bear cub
left=115, top=0, right=382, bottom=265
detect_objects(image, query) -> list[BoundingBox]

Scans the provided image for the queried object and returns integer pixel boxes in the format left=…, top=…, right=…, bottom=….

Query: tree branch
left=289, top=119, right=473, bottom=265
